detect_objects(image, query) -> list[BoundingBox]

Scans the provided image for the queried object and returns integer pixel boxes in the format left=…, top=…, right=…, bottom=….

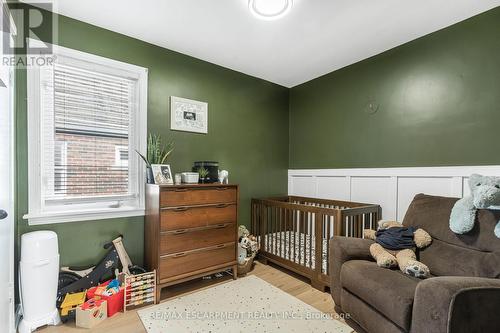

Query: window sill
left=23, top=207, right=145, bottom=225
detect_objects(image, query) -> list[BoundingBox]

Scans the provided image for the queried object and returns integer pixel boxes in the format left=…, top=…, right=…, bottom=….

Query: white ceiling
left=48, top=0, right=500, bottom=87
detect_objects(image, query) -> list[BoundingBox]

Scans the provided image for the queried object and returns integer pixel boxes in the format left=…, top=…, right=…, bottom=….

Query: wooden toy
left=76, top=299, right=107, bottom=329
left=60, top=290, right=87, bottom=321
left=124, top=270, right=157, bottom=311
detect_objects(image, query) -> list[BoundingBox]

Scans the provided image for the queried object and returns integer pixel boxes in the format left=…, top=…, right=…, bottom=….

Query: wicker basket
left=237, top=254, right=256, bottom=276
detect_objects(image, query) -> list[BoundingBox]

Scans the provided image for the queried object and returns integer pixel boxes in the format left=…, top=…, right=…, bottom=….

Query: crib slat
left=354, top=214, right=358, bottom=237
left=269, top=206, right=273, bottom=254
left=293, top=209, right=297, bottom=264
left=276, top=206, right=279, bottom=256
left=326, top=215, right=331, bottom=275
left=299, top=211, right=304, bottom=266
left=298, top=212, right=306, bottom=266
left=274, top=207, right=278, bottom=254
left=271, top=207, right=278, bottom=255
left=278, top=207, right=282, bottom=258
left=309, top=213, right=313, bottom=269
left=335, top=210, right=342, bottom=237
left=314, top=213, right=322, bottom=277
left=261, top=203, right=267, bottom=253
left=282, top=208, right=286, bottom=259
left=285, top=209, right=292, bottom=260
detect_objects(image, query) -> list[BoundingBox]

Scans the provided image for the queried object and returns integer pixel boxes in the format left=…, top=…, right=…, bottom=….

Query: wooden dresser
left=145, top=183, right=238, bottom=301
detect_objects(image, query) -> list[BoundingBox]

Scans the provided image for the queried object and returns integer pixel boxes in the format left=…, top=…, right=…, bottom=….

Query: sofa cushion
left=403, top=194, right=500, bottom=277
left=418, top=238, right=500, bottom=277
left=341, top=260, right=419, bottom=331
left=341, top=288, right=405, bottom=333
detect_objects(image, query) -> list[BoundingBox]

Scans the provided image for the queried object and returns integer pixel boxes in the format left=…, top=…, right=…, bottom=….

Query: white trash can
left=18, top=231, right=61, bottom=333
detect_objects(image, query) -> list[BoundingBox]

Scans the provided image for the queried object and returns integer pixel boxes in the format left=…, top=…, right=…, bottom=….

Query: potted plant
left=198, top=167, right=210, bottom=184
left=136, top=134, right=174, bottom=184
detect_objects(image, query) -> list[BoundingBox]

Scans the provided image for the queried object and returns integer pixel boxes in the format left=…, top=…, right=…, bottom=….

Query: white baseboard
left=288, top=165, right=500, bottom=221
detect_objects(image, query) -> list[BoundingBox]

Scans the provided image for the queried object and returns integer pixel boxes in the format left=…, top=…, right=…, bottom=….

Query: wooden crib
left=251, top=196, right=381, bottom=291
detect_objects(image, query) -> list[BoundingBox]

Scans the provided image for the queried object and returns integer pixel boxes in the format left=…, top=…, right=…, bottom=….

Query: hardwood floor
left=39, top=260, right=345, bottom=333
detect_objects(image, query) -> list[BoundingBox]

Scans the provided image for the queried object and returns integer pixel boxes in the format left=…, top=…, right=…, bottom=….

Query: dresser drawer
left=160, top=204, right=236, bottom=231
left=160, top=223, right=236, bottom=255
left=159, top=243, right=235, bottom=280
left=160, top=187, right=236, bottom=207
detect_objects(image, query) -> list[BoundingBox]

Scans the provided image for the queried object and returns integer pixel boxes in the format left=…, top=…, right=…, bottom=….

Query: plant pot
left=146, top=167, right=155, bottom=184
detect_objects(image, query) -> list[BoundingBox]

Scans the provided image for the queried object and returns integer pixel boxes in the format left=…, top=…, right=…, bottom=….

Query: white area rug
left=138, top=275, right=353, bottom=333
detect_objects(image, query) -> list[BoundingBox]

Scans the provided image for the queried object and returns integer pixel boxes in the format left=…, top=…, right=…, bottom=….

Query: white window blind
left=43, top=63, right=136, bottom=201
left=26, top=43, right=148, bottom=225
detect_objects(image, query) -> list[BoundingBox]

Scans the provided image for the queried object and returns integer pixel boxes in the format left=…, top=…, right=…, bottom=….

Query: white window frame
left=24, top=41, right=148, bottom=225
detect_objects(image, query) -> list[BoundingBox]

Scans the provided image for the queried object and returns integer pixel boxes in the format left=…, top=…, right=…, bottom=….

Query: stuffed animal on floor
left=238, top=236, right=249, bottom=265
left=449, top=174, right=500, bottom=238
left=239, top=225, right=258, bottom=252
left=238, top=225, right=259, bottom=264
left=364, top=220, right=432, bottom=278
left=238, top=225, right=250, bottom=238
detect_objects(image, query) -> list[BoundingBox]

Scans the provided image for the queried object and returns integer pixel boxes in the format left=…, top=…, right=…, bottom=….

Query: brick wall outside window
left=55, top=132, right=129, bottom=196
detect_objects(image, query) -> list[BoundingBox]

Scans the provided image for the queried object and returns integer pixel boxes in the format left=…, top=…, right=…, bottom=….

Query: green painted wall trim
left=289, top=7, right=500, bottom=169
left=15, top=9, right=289, bottom=266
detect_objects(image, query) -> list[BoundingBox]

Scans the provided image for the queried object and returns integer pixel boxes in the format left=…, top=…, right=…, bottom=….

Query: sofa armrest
left=411, top=276, right=500, bottom=333
left=328, top=236, right=374, bottom=307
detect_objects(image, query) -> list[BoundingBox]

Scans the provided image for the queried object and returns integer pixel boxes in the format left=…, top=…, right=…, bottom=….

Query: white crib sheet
left=259, top=231, right=328, bottom=273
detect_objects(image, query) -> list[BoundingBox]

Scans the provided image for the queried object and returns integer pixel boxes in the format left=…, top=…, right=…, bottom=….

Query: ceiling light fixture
left=248, top=0, right=293, bottom=20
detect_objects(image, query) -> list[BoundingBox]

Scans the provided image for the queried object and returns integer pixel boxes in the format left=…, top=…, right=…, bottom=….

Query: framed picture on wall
left=151, top=164, right=174, bottom=185
left=170, top=96, right=208, bottom=134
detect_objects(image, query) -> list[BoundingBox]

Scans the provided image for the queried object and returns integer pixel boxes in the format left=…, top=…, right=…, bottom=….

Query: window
left=54, top=141, right=67, bottom=195
left=114, top=145, right=129, bottom=167
left=25, top=42, right=148, bottom=224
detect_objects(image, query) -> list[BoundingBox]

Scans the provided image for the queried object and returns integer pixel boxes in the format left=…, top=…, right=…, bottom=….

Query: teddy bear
left=238, top=226, right=258, bottom=264
left=364, top=220, right=432, bottom=278
left=238, top=225, right=258, bottom=253
left=449, top=174, right=500, bottom=238
left=238, top=225, right=250, bottom=238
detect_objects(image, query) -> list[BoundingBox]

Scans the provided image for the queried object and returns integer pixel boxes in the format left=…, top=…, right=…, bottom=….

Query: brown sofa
left=329, top=194, right=500, bottom=333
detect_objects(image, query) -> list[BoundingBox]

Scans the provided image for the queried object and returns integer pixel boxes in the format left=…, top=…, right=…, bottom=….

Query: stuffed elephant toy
left=449, top=174, right=500, bottom=238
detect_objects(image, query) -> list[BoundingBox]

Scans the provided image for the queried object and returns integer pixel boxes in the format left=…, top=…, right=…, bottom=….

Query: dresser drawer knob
left=214, top=224, right=227, bottom=229
left=174, top=188, right=189, bottom=192
left=173, top=229, right=188, bottom=235
left=173, top=252, right=187, bottom=258
left=173, top=207, right=189, bottom=212
left=215, top=187, right=228, bottom=191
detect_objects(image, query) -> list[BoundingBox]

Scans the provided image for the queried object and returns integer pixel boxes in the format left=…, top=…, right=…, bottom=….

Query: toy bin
left=87, top=281, right=124, bottom=317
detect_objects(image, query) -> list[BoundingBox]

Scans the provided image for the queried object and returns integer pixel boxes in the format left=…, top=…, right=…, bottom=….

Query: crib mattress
left=259, top=231, right=328, bottom=273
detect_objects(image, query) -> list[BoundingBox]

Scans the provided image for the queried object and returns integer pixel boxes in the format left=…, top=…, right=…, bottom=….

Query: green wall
left=16, top=12, right=289, bottom=266
left=16, top=6, right=500, bottom=267
left=289, top=7, right=500, bottom=169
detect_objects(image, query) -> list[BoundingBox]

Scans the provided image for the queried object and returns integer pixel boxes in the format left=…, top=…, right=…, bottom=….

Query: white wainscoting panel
left=463, top=177, right=472, bottom=197
left=288, top=166, right=500, bottom=221
left=290, top=176, right=316, bottom=198
left=316, top=176, right=350, bottom=201
left=396, top=177, right=460, bottom=221
left=351, top=177, right=395, bottom=219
